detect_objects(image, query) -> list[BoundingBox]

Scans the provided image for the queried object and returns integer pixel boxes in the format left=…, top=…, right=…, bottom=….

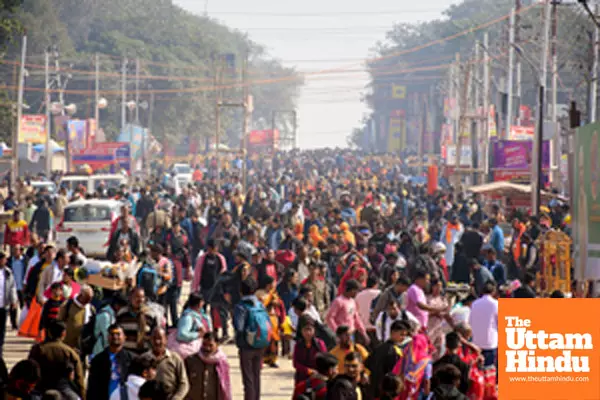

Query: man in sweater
left=57, top=285, right=94, bottom=352
left=144, top=327, right=189, bottom=400
left=4, top=209, right=30, bottom=248
left=116, top=287, right=159, bottom=355
left=326, top=279, right=368, bottom=345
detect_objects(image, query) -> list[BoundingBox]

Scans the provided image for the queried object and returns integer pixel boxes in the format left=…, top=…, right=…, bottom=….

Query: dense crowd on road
left=0, top=149, right=573, bottom=400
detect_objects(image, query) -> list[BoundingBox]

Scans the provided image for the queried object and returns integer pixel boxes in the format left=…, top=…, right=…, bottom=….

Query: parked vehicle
left=56, top=199, right=124, bottom=257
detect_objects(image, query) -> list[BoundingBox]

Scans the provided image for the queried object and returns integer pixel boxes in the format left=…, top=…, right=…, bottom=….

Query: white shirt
left=0, top=270, right=5, bottom=308
left=374, top=310, right=420, bottom=342
left=469, top=295, right=498, bottom=350
left=120, top=375, right=146, bottom=400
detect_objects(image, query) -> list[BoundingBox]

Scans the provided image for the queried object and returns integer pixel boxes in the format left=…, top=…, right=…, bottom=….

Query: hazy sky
left=175, top=0, right=459, bottom=149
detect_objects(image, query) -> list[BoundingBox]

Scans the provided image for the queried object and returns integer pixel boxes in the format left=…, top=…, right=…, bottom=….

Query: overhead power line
left=208, top=8, right=444, bottom=17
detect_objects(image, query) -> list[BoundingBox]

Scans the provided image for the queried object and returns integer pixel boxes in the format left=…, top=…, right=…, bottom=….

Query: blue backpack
left=136, top=263, right=160, bottom=299
left=244, top=301, right=272, bottom=349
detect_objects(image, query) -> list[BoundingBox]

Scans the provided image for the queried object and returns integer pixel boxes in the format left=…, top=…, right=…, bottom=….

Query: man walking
left=87, top=324, right=134, bottom=400
left=0, top=252, right=17, bottom=354
left=233, top=278, right=267, bottom=400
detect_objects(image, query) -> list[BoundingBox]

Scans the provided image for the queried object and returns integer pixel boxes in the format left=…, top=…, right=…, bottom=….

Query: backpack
left=136, top=263, right=160, bottom=300
left=243, top=301, right=272, bottom=349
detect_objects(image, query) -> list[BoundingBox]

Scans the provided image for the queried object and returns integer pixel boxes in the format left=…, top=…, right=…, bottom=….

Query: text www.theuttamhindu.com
left=508, top=376, right=590, bottom=383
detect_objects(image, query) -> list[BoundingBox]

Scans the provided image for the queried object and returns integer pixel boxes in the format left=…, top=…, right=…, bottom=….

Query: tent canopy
left=32, top=140, right=64, bottom=154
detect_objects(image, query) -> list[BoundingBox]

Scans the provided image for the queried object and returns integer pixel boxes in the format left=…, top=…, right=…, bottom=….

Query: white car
left=172, top=163, right=192, bottom=176
left=56, top=199, right=124, bottom=258
left=59, top=174, right=128, bottom=195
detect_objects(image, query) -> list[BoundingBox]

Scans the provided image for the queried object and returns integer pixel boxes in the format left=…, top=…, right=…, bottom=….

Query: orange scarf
left=445, top=222, right=461, bottom=244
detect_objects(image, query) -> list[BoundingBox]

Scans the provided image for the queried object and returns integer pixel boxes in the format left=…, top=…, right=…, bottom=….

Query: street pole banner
left=18, top=114, right=47, bottom=144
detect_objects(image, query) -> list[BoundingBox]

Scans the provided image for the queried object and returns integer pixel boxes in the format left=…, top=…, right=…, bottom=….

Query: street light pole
left=45, top=49, right=51, bottom=176
left=13, top=34, right=27, bottom=187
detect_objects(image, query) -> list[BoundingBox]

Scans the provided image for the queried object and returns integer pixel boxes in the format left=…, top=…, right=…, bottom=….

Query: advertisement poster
left=72, top=142, right=130, bottom=172
left=574, top=122, right=600, bottom=280
left=444, top=145, right=471, bottom=166
left=248, top=129, right=279, bottom=154
left=509, top=125, right=535, bottom=140
left=492, top=140, right=549, bottom=170
left=19, top=114, right=47, bottom=144
left=67, top=120, right=87, bottom=152
left=492, top=140, right=549, bottom=182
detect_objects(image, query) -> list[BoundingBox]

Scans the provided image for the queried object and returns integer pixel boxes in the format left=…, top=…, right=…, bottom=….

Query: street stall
left=469, top=181, right=567, bottom=210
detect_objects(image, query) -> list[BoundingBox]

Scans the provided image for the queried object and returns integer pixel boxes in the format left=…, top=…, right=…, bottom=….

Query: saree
left=394, top=334, right=433, bottom=400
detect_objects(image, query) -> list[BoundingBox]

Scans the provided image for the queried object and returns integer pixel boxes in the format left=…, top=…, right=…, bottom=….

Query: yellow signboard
left=392, top=84, right=407, bottom=99
left=388, top=117, right=406, bottom=151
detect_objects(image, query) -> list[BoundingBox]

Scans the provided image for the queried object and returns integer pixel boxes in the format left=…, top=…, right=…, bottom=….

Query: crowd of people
left=0, top=149, right=574, bottom=400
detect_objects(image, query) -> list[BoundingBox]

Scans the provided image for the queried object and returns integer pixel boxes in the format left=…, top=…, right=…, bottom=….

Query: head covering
left=309, top=225, right=324, bottom=247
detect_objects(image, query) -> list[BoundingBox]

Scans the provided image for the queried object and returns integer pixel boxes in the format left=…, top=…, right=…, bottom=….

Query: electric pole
left=551, top=0, right=560, bottom=186
left=591, top=3, right=599, bottom=123
left=483, top=32, right=491, bottom=181
left=135, top=58, right=140, bottom=123
left=214, top=58, right=223, bottom=189
left=506, top=7, right=516, bottom=139
left=94, top=53, right=100, bottom=142
left=532, top=0, right=551, bottom=214
left=121, top=57, right=127, bottom=132
left=515, top=0, right=522, bottom=126
left=45, top=49, right=51, bottom=176
left=241, top=50, right=249, bottom=193
left=13, top=34, right=27, bottom=187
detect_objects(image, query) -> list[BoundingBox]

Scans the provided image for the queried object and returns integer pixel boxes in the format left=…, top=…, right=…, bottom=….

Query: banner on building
left=492, top=140, right=550, bottom=182
left=388, top=110, right=406, bottom=152
left=67, top=120, right=87, bottom=152
left=444, top=145, right=472, bottom=166
left=248, top=129, right=279, bottom=154
left=19, top=114, right=47, bottom=144
left=72, top=142, right=130, bottom=172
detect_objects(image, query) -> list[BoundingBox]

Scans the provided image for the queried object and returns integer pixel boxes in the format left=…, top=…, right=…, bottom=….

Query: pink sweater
left=326, top=295, right=367, bottom=337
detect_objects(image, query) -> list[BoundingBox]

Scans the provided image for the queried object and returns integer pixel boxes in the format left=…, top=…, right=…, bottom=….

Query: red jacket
left=4, top=220, right=30, bottom=246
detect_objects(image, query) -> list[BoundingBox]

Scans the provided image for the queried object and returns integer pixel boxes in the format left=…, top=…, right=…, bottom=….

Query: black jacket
left=326, top=375, right=358, bottom=400
left=87, top=348, right=134, bottom=400
left=106, top=230, right=141, bottom=261
left=430, top=384, right=469, bottom=400
left=30, top=205, right=51, bottom=233
left=512, top=285, right=536, bottom=298
left=433, top=354, right=470, bottom=394
left=364, top=340, right=402, bottom=398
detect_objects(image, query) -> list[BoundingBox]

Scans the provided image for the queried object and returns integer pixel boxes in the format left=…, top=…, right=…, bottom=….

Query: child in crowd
left=39, top=282, right=64, bottom=341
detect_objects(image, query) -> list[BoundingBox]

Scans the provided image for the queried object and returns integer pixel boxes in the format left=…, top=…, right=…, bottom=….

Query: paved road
left=3, top=281, right=296, bottom=399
